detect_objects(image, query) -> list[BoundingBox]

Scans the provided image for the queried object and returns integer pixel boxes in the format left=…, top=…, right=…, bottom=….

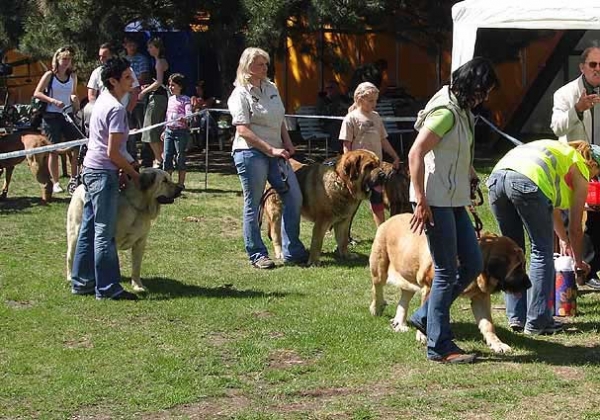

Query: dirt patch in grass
left=219, top=216, right=241, bottom=238
left=268, top=349, right=308, bottom=369
left=5, top=299, right=35, bottom=309
left=63, top=335, right=94, bottom=350
left=506, top=389, right=600, bottom=419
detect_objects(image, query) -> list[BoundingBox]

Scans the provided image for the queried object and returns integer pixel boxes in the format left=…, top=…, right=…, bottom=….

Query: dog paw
left=390, top=319, right=409, bottom=332
left=131, top=282, right=147, bottom=293
left=415, top=330, right=426, bottom=344
left=489, top=341, right=512, bottom=354
left=370, top=300, right=386, bottom=316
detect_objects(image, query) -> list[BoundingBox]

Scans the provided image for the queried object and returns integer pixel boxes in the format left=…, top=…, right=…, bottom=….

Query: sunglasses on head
left=587, top=61, right=600, bottom=69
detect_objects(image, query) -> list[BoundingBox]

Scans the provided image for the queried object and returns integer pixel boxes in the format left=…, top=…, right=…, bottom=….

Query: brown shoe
left=432, top=352, right=477, bottom=364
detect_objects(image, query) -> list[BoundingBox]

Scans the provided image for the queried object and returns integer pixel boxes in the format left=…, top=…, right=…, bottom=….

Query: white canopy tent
left=451, top=0, right=600, bottom=71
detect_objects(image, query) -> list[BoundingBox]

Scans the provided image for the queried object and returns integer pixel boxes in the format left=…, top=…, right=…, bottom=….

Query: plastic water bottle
left=554, top=255, right=577, bottom=317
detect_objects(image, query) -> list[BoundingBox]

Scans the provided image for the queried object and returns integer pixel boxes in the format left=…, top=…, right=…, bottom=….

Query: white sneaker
left=53, top=183, right=64, bottom=193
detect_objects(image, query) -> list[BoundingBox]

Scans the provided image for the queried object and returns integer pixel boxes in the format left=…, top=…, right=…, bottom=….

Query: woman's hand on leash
left=410, top=200, right=433, bottom=235
left=392, top=157, right=401, bottom=170
left=271, top=147, right=291, bottom=160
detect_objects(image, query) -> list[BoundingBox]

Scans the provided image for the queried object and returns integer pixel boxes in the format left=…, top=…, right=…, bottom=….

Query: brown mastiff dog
left=263, top=149, right=384, bottom=265
left=0, top=131, right=52, bottom=202
left=369, top=213, right=531, bottom=353
left=379, top=160, right=412, bottom=216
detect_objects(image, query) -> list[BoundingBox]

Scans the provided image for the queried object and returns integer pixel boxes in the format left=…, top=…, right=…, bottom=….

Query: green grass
left=2, top=154, right=600, bottom=419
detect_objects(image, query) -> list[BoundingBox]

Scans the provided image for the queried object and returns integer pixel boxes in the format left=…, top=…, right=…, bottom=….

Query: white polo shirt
left=227, top=79, right=285, bottom=151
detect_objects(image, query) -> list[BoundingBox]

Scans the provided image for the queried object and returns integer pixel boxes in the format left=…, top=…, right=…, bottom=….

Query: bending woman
left=487, top=140, right=600, bottom=335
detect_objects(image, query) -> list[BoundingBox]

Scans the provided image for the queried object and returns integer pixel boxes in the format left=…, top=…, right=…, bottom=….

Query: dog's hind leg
left=472, top=293, right=511, bottom=353
left=130, top=236, right=148, bottom=292
left=65, top=187, right=84, bottom=281
left=0, top=166, right=14, bottom=200
left=369, top=244, right=389, bottom=316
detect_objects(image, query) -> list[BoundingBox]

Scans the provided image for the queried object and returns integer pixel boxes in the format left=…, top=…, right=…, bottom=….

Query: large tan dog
left=263, top=150, right=383, bottom=265
left=369, top=213, right=531, bottom=353
left=0, top=131, right=52, bottom=202
left=66, top=169, right=182, bottom=292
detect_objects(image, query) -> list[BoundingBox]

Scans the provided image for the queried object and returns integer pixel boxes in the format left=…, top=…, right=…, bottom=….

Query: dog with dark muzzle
left=369, top=213, right=531, bottom=353
left=262, top=150, right=383, bottom=266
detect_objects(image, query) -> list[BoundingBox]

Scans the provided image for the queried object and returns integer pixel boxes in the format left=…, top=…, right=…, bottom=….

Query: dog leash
left=469, top=177, right=484, bottom=239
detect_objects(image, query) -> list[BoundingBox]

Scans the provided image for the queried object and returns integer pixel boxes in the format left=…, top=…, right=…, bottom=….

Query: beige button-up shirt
left=228, top=79, right=285, bottom=151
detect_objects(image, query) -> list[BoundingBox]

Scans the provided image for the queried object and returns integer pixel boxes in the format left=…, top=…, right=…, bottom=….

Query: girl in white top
left=339, top=82, right=400, bottom=226
left=33, top=46, right=80, bottom=194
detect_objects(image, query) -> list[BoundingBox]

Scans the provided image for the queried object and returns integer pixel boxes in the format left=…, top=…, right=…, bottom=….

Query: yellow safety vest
left=493, top=140, right=589, bottom=209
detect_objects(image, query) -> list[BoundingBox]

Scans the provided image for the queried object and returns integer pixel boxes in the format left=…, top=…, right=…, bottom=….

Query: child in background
left=339, top=81, right=401, bottom=227
left=163, top=73, right=192, bottom=188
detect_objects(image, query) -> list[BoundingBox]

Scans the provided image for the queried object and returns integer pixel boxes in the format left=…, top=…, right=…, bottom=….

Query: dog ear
left=485, top=255, right=508, bottom=286
left=139, top=170, right=157, bottom=191
left=338, top=153, right=359, bottom=186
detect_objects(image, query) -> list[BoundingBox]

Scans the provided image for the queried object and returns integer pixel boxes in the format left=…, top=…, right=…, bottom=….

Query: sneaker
left=152, top=160, right=163, bottom=169
left=509, top=320, right=524, bottom=332
left=431, top=352, right=477, bottom=364
left=524, top=320, right=564, bottom=336
left=252, top=256, right=275, bottom=270
left=585, top=278, right=600, bottom=290
left=53, top=183, right=64, bottom=193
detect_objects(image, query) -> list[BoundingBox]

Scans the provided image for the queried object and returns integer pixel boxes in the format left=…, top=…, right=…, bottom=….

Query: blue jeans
left=487, top=169, right=555, bottom=330
left=232, top=149, right=307, bottom=264
left=409, top=206, right=483, bottom=360
left=163, top=128, right=190, bottom=171
left=71, top=168, right=124, bottom=299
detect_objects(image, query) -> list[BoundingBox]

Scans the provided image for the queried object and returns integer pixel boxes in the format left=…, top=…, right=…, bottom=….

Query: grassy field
left=2, top=149, right=600, bottom=419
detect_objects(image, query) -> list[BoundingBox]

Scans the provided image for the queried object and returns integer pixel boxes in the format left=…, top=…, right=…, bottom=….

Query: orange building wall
left=274, top=28, right=562, bottom=129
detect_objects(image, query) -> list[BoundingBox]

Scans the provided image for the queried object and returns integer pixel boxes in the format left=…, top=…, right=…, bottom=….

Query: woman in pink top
left=162, top=73, right=192, bottom=188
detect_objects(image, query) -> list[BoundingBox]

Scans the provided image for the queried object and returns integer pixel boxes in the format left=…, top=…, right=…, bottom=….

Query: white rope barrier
left=0, top=108, right=417, bottom=162
left=476, top=115, right=523, bottom=146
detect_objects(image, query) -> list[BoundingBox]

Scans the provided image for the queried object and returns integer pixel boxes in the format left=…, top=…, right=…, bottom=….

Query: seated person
left=316, top=80, right=351, bottom=154
left=190, top=80, right=217, bottom=145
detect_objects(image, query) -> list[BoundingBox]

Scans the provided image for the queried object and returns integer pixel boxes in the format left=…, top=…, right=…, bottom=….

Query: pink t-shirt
left=165, top=94, right=192, bottom=130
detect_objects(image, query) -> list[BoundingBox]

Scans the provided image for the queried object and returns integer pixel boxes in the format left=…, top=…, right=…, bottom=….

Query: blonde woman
left=139, top=37, right=169, bottom=168
left=33, top=46, right=80, bottom=193
left=488, top=140, right=600, bottom=335
left=227, top=47, right=307, bottom=269
left=339, top=81, right=400, bottom=227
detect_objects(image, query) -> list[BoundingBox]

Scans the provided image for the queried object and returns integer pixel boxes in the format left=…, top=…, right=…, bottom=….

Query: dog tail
left=258, top=187, right=277, bottom=235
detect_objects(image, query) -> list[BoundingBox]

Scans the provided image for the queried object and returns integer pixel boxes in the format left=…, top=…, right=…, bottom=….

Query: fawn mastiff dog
left=0, top=131, right=52, bottom=202
left=66, top=169, right=182, bottom=292
left=369, top=213, right=531, bottom=353
left=263, top=149, right=384, bottom=265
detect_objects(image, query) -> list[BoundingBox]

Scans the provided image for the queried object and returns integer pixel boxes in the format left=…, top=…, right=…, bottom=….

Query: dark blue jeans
left=487, top=169, right=555, bottom=330
left=410, top=206, right=483, bottom=360
left=71, top=168, right=124, bottom=299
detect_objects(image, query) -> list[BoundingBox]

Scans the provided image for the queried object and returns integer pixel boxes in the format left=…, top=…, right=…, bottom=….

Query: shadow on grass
left=314, top=252, right=370, bottom=268
left=0, top=195, right=70, bottom=213
left=127, top=276, right=297, bottom=301
left=452, top=321, right=600, bottom=366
